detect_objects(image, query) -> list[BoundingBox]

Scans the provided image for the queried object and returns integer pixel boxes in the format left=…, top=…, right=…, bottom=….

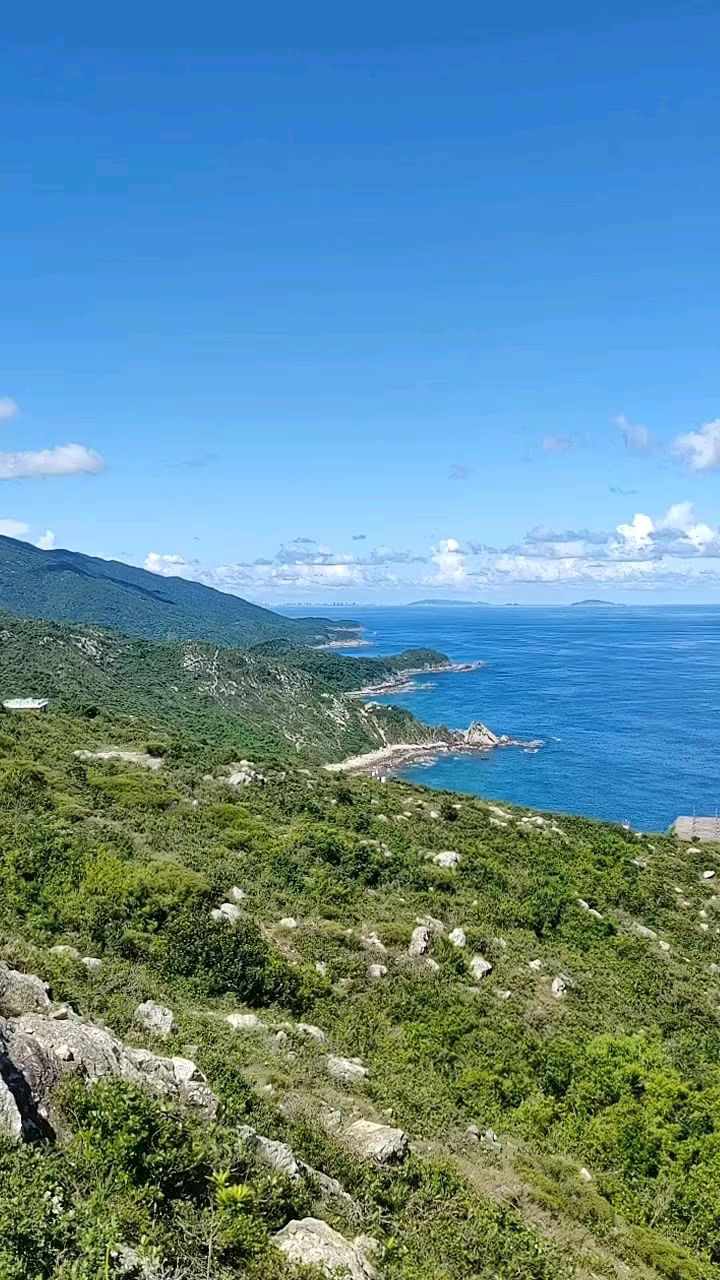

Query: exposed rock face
left=0, top=1005, right=217, bottom=1139
left=448, top=927, right=467, bottom=948
left=343, top=1118, right=410, bottom=1164
left=0, top=967, right=51, bottom=1017
left=225, top=1013, right=263, bottom=1031
left=273, top=1218, right=379, bottom=1280
left=432, top=850, right=461, bottom=868
left=212, top=902, right=243, bottom=924
left=296, top=1022, right=326, bottom=1043
left=326, top=1055, right=368, bottom=1084
left=577, top=899, right=604, bottom=920
left=0, top=1074, right=23, bottom=1141
left=226, top=761, right=266, bottom=787
left=74, top=749, right=163, bottom=771
left=50, top=945, right=81, bottom=960
left=360, top=932, right=387, bottom=955
left=279, top=916, right=298, bottom=929
left=409, top=925, right=431, bottom=957
left=470, top=955, right=493, bottom=981
left=416, top=915, right=445, bottom=936
left=368, top=963, right=388, bottom=980
left=551, top=976, right=568, bottom=999
left=630, top=922, right=657, bottom=940
left=134, top=1001, right=176, bottom=1036
left=464, top=722, right=500, bottom=748
left=239, top=1125, right=356, bottom=1209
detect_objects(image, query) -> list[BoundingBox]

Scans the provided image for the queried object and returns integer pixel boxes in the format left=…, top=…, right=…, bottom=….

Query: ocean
left=285, top=604, right=720, bottom=831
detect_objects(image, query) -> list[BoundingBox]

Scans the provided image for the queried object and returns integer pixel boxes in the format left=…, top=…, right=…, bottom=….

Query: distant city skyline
left=2, top=3, right=720, bottom=603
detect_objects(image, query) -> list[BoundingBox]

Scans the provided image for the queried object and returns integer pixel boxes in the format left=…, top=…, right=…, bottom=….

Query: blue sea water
left=287, top=605, right=720, bottom=831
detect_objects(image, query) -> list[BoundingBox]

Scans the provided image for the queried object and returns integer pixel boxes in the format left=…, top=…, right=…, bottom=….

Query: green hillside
left=0, top=703, right=719, bottom=1279
left=0, top=613, right=449, bottom=763
left=0, top=534, right=356, bottom=647
left=251, top=641, right=451, bottom=691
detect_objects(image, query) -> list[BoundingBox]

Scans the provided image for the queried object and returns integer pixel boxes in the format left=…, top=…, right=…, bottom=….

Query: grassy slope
left=0, top=613, right=450, bottom=762
left=249, top=642, right=452, bottom=691
left=1, top=706, right=720, bottom=1278
left=0, top=534, right=355, bottom=647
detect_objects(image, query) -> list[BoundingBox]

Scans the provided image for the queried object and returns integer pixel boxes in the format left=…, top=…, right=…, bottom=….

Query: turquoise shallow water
left=286, top=605, right=720, bottom=831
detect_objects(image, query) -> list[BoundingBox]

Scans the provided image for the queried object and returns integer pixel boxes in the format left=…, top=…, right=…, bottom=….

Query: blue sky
left=2, top=1, right=720, bottom=603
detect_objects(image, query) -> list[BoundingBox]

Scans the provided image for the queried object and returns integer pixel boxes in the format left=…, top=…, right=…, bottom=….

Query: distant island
left=409, top=598, right=491, bottom=607
left=571, top=599, right=627, bottom=608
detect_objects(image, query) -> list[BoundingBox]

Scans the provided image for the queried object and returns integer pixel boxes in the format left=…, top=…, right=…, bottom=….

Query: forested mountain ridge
left=0, top=701, right=719, bottom=1279
left=0, top=534, right=356, bottom=647
left=0, top=612, right=449, bottom=762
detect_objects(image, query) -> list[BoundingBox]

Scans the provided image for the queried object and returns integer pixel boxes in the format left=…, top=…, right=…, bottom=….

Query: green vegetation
left=252, top=642, right=451, bottom=691
left=0, top=613, right=449, bottom=763
left=0, top=694, right=720, bottom=1278
left=0, top=533, right=356, bottom=647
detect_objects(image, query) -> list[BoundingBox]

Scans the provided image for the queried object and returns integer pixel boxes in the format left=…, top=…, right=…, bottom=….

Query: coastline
left=345, top=660, right=487, bottom=697
left=326, top=722, right=544, bottom=775
left=324, top=740, right=452, bottom=775
left=313, top=638, right=372, bottom=649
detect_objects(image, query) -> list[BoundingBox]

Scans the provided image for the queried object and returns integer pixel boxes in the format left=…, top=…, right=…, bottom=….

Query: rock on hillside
left=0, top=975, right=216, bottom=1140
left=273, top=1218, right=380, bottom=1279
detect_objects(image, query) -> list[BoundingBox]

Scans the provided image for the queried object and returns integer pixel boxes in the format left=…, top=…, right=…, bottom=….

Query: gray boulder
left=343, top=1118, right=410, bottom=1164
left=217, top=902, right=243, bottom=924
left=630, top=921, right=657, bottom=940
left=432, top=850, right=461, bottom=868
left=0, top=1075, right=23, bottom=1141
left=50, top=945, right=81, bottom=960
left=225, top=1012, right=263, bottom=1031
left=470, top=954, right=493, bottom=981
left=0, top=967, right=51, bottom=1017
left=360, top=931, right=387, bottom=955
left=415, top=915, right=445, bottom=936
left=408, top=925, right=430, bottom=957
left=296, top=1022, right=326, bottom=1043
left=0, top=1008, right=216, bottom=1138
left=326, top=1055, right=368, bottom=1084
left=134, top=1001, right=176, bottom=1036
left=273, top=1218, right=379, bottom=1279
left=239, top=1125, right=356, bottom=1209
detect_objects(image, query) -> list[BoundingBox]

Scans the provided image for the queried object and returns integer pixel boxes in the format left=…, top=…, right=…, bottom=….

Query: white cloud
left=144, top=552, right=191, bottom=576
left=142, top=507, right=720, bottom=600
left=36, top=529, right=56, bottom=550
left=672, top=418, right=720, bottom=472
left=615, top=415, right=653, bottom=453
left=0, top=519, right=30, bottom=538
left=0, top=444, right=104, bottom=480
left=541, top=435, right=573, bottom=454
left=0, top=397, right=19, bottom=421
left=425, top=537, right=467, bottom=585
left=616, top=512, right=654, bottom=549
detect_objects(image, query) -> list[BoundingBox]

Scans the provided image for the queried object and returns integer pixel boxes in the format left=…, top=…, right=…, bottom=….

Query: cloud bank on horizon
left=142, top=500, right=720, bottom=599
left=138, top=412, right=720, bottom=600
left=4, top=392, right=720, bottom=599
